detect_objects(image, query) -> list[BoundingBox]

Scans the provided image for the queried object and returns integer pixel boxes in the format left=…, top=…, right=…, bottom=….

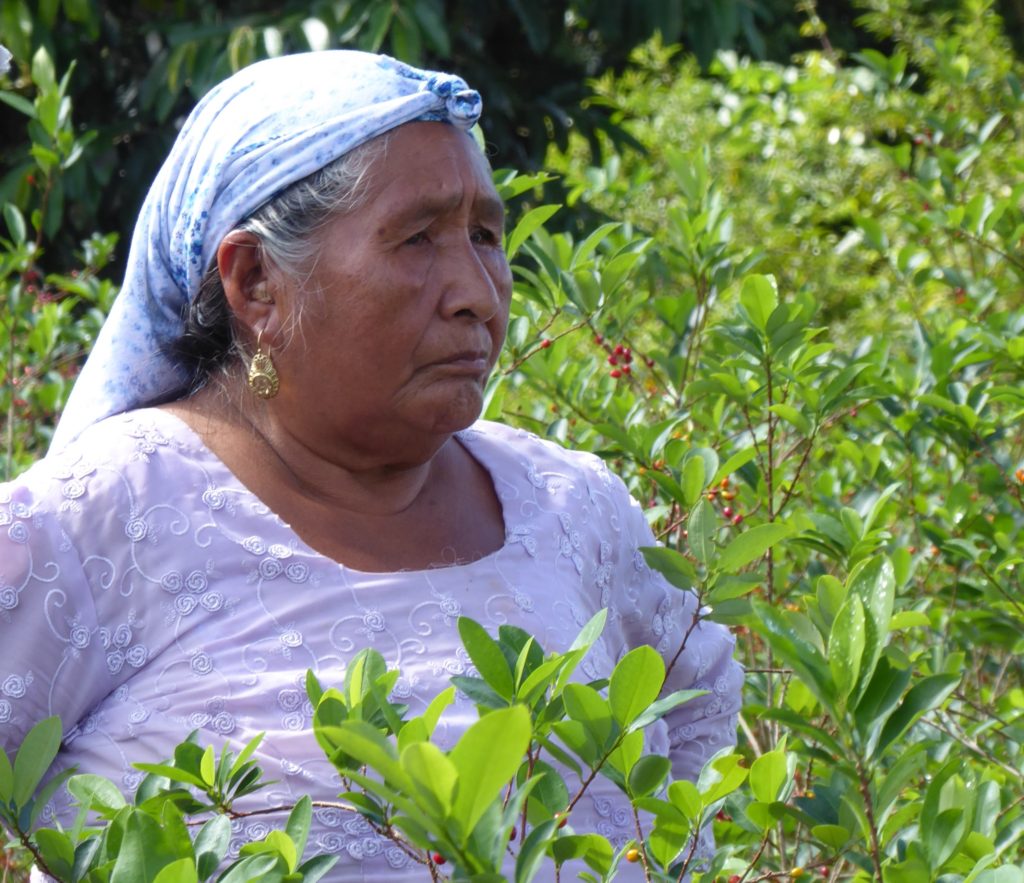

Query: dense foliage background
left=1, top=0, right=1023, bottom=880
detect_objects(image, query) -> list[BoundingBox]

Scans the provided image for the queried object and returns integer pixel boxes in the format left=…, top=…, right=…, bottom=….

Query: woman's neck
left=164, top=385, right=450, bottom=518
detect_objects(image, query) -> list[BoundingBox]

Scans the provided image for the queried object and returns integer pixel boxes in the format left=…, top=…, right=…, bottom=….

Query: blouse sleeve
left=605, top=471, right=744, bottom=785
left=0, top=470, right=120, bottom=754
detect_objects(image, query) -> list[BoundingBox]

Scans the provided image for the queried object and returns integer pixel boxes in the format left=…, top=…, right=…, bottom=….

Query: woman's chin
left=417, top=385, right=487, bottom=435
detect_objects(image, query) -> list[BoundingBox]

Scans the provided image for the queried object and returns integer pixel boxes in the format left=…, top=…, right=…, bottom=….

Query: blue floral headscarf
left=51, top=51, right=482, bottom=451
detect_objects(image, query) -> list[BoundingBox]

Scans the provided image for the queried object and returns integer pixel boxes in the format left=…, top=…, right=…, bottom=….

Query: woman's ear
left=217, top=231, right=279, bottom=343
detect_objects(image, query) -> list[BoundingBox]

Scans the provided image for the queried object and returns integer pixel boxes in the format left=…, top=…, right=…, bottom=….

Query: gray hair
left=170, top=133, right=388, bottom=392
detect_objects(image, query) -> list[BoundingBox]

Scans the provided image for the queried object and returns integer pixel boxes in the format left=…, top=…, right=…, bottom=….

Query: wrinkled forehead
left=356, top=122, right=504, bottom=218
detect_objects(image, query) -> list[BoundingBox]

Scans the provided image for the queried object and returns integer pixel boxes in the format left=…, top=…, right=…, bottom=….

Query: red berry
left=645, top=358, right=655, bottom=367
left=722, top=506, right=734, bottom=518
left=540, top=339, right=551, bottom=349
left=622, top=365, right=631, bottom=375
left=732, top=514, right=744, bottom=526
left=610, top=369, right=622, bottom=378
left=624, top=352, right=633, bottom=364
left=593, top=333, right=603, bottom=344
left=431, top=852, right=445, bottom=865
left=607, top=354, right=618, bottom=365
left=728, top=876, right=742, bottom=883
left=614, top=344, right=626, bottom=355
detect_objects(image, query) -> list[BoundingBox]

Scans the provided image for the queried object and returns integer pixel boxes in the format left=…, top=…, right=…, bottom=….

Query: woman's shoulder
left=463, top=419, right=614, bottom=481
left=460, top=419, right=635, bottom=520
left=3, top=409, right=208, bottom=526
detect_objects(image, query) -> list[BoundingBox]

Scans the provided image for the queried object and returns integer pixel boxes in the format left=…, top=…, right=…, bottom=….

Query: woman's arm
left=0, top=469, right=114, bottom=753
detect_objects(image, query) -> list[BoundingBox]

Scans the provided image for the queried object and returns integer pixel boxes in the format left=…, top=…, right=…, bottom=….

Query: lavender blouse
left=0, top=409, right=742, bottom=880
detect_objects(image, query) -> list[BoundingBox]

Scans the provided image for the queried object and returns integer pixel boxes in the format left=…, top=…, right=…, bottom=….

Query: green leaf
left=562, top=683, right=614, bottom=750
left=132, top=763, right=208, bottom=790
left=228, top=733, right=264, bottom=782
left=295, top=854, right=339, bottom=882
left=515, top=818, right=557, bottom=883
left=606, top=729, right=643, bottom=777
left=109, top=810, right=188, bottom=883
left=698, top=752, right=749, bottom=804
left=401, top=741, right=457, bottom=817
left=847, top=556, right=895, bottom=698
left=0, top=91, right=37, bottom=117
left=67, top=774, right=127, bottom=815
left=681, top=456, right=705, bottom=507
left=717, top=522, right=794, bottom=573
left=30, top=767, right=76, bottom=828
left=854, top=657, right=911, bottom=755
left=608, top=645, right=665, bottom=727
left=811, top=824, right=851, bottom=849
left=627, top=755, right=671, bottom=798
left=343, top=648, right=389, bottom=710
left=215, top=853, right=281, bottom=883
left=749, top=745, right=789, bottom=804
left=458, top=617, right=514, bottom=701
left=284, top=795, right=312, bottom=867
left=648, top=808, right=692, bottom=868
left=195, top=814, right=231, bottom=880
left=323, top=720, right=409, bottom=791
left=3, top=203, right=26, bottom=245
left=0, top=748, right=12, bottom=802
left=875, top=673, right=960, bottom=755
left=687, top=498, right=716, bottom=565
left=627, top=689, right=706, bottom=734
left=925, top=807, right=967, bottom=869
left=451, top=675, right=506, bottom=709
left=31, top=45, right=56, bottom=90
left=13, top=716, right=62, bottom=806
left=550, top=834, right=614, bottom=874
left=449, top=705, right=531, bottom=838
left=152, top=859, right=198, bottom=883
left=568, top=608, right=608, bottom=655
left=507, top=205, right=560, bottom=258
left=752, top=601, right=834, bottom=708
left=769, top=403, right=811, bottom=435
left=305, top=670, right=324, bottom=707
left=739, top=274, right=778, bottom=331
left=828, top=594, right=865, bottom=704
left=32, top=828, right=75, bottom=879
left=641, top=547, right=697, bottom=591
left=666, top=778, right=702, bottom=819
left=199, top=746, right=215, bottom=787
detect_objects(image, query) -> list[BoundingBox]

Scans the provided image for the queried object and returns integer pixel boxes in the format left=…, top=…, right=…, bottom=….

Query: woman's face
left=268, top=121, right=512, bottom=464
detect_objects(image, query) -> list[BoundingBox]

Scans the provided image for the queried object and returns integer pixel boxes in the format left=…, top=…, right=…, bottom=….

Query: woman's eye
left=471, top=227, right=499, bottom=245
left=404, top=231, right=428, bottom=246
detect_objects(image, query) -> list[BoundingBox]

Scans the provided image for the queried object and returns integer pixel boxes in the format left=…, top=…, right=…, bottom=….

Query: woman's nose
left=439, top=236, right=506, bottom=322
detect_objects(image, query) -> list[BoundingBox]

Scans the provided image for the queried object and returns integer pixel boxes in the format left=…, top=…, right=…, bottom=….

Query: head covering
left=50, top=51, right=482, bottom=451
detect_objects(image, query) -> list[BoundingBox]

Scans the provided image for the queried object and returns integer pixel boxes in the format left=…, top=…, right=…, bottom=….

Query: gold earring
left=247, top=331, right=279, bottom=399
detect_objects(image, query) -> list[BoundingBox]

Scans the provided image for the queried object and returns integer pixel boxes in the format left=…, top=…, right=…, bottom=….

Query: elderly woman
left=0, top=51, right=741, bottom=879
